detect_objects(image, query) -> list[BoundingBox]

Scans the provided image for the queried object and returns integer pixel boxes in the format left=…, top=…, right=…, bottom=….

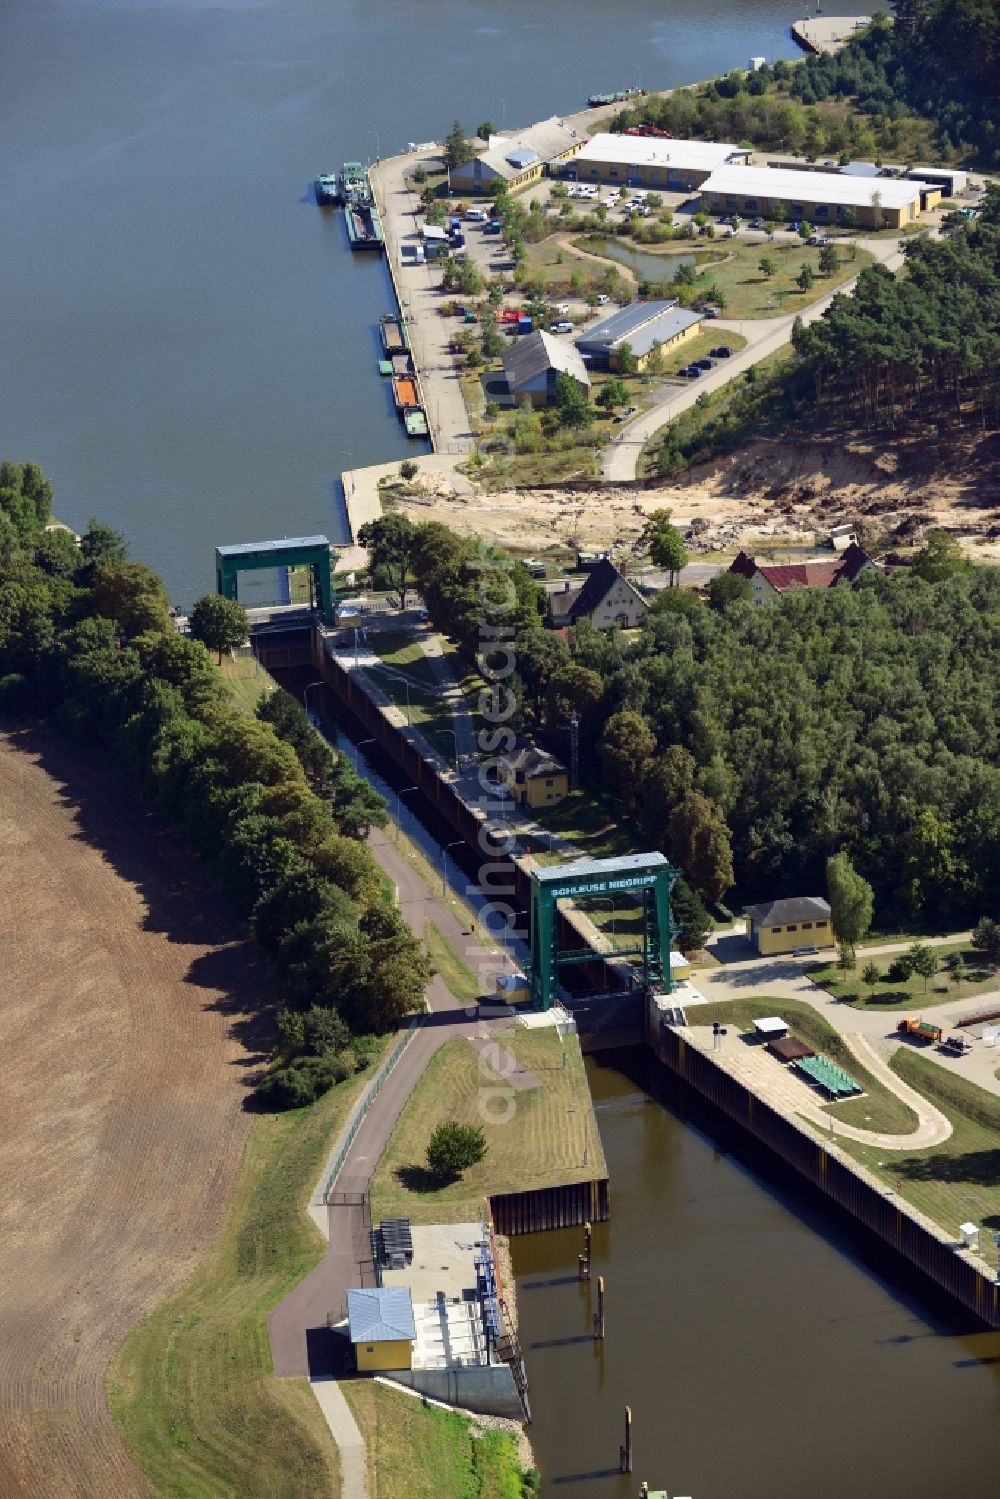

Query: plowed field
left=0, top=730, right=268, bottom=1498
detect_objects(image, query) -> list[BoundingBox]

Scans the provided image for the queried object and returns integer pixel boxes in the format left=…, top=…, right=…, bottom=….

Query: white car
left=550, top=320, right=575, bottom=333
left=596, top=293, right=610, bottom=305
left=554, top=302, right=570, bottom=315
left=465, top=208, right=489, bottom=222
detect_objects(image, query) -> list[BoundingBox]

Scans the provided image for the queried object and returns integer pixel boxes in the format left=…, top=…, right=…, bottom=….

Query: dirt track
left=0, top=730, right=270, bottom=1498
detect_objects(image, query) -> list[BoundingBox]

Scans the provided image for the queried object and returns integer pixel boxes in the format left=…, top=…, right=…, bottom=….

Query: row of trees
left=0, top=467, right=430, bottom=1108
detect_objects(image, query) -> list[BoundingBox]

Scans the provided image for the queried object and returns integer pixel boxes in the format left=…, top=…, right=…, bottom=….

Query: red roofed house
left=729, top=544, right=873, bottom=605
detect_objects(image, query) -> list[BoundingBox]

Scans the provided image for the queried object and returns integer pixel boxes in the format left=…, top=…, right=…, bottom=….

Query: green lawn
left=341, top=1379, right=532, bottom=1499
left=524, top=789, right=637, bottom=862
left=834, top=1051, right=1000, bottom=1243
left=369, top=1027, right=605, bottom=1225
left=660, top=328, right=748, bottom=377
left=218, top=653, right=276, bottom=716
left=684, top=997, right=920, bottom=1135
left=810, top=943, right=1000, bottom=1010
left=109, top=1057, right=390, bottom=1499
left=425, top=921, right=483, bottom=1004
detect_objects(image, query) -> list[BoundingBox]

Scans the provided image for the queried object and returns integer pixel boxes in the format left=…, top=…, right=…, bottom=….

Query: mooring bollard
left=579, top=1219, right=592, bottom=1281
left=639, top=1484, right=649, bottom=1499
left=593, top=1274, right=605, bottom=1339
left=620, top=1406, right=633, bottom=1473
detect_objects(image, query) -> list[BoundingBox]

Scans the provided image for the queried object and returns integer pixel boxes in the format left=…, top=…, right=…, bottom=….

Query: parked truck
left=897, top=1016, right=943, bottom=1044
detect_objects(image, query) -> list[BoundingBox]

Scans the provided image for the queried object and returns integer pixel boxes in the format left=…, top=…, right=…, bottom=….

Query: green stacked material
left=794, top=1054, right=862, bottom=1098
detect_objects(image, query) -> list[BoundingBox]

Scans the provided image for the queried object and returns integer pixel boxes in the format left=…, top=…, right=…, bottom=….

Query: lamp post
left=304, top=680, right=324, bottom=721
left=589, top=897, right=618, bottom=950
left=351, top=737, right=377, bottom=771
left=395, top=784, right=419, bottom=841
left=371, top=129, right=380, bottom=162
left=431, top=727, right=460, bottom=771
left=443, top=839, right=465, bottom=895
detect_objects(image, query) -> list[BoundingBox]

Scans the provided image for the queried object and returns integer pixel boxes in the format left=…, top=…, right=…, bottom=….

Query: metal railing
left=322, top=1015, right=422, bottom=1203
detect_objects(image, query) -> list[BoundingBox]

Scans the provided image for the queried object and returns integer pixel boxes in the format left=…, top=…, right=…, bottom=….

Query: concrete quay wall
left=647, top=1004, right=1000, bottom=1330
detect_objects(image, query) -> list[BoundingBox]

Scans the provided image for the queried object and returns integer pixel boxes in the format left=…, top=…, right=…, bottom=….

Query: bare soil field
left=394, top=428, right=1000, bottom=562
left=0, top=729, right=271, bottom=1499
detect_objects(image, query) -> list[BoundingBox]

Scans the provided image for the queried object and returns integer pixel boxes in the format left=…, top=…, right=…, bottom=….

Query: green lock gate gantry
left=215, top=535, right=334, bottom=622
left=529, top=852, right=679, bottom=1011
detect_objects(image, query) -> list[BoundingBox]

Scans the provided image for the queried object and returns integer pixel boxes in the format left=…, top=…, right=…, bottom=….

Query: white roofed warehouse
left=700, top=164, right=941, bottom=229
left=570, top=134, right=749, bottom=192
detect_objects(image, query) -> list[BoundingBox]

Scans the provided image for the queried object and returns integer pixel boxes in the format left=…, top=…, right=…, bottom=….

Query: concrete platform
left=791, top=15, right=873, bottom=54
left=380, top=1221, right=486, bottom=1307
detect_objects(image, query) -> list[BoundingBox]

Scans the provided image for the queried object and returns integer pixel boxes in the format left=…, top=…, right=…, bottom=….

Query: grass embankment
left=363, top=628, right=457, bottom=749
left=810, top=943, right=1000, bottom=1010
left=638, top=343, right=797, bottom=478
left=684, top=997, right=920, bottom=1135
left=834, top=1051, right=1000, bottom=1240
left=218, top=652, right=277, bottom=716
left=425, top=920, right=482, bottom=1004
left=342, top=1380, right=532, bottom=1499
left=659, top=328, right=748, bottom=376
left=526, top=787, right=638, bottom=864
left=370, top=1027, right=605, bottom=1225
left=109, top=1059, right=388, bottom=1499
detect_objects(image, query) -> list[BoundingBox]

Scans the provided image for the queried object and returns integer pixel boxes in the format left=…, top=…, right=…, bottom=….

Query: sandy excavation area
left=394, top=435, right=1000, bottom=561
left=0, top=731, right=269, bottom=1499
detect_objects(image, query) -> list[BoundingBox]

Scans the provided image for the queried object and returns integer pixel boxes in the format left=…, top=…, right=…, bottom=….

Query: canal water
left=514, top=1050, right=1000, bottom=1498
left=1, top=0, right=800, bottom=605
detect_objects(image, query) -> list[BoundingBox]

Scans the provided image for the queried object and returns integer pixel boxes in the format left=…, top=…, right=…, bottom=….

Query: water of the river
left=514, top=1052, right=1000, bottom=1498
left=1, top=0, right=800, bottom=604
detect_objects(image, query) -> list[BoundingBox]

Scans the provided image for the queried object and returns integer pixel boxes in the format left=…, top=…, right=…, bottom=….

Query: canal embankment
left=646, top=993, right=1000, bottom=1329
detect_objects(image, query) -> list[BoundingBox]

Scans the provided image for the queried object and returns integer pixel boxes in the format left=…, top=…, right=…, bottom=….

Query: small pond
left=580, top=237, right=720, bottom=285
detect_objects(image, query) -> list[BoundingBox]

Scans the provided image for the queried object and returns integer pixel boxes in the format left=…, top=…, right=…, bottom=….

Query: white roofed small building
left=570, top=134, right=749, bottom=192
left=574, top=300, right=702, bottom=372
left=346, top=1286, right=416, bottom=1372
left=501, top=329, right=590, bottom=408
left=448, top=117, right=587, bottom=195
left=700, top=163, right=940, bottom=228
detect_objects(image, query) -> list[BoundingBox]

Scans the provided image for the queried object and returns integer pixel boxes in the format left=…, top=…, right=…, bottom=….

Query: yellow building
left=346, top=1286, right=415, bottom=1372
left=499, top=744, right=569, bottom=809
left=744, top=896, right=834, bottom=957
left=449, top=116, right=586, bottom=196
left=700, top=164, right=940, bottom=230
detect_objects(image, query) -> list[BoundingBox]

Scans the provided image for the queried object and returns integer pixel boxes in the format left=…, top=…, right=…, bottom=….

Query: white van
left=465, top=207, right=489, bottom=222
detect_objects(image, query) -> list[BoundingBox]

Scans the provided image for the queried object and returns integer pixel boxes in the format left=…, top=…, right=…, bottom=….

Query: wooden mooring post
left=593, top=1274, right=605, bottom=1339
left=620, top=1406, right=633, bottom=1473
left=579, top=1220, right=592, bottom=1281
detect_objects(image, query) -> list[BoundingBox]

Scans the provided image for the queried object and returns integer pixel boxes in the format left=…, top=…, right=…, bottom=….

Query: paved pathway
left=684, top=1024, right=953, bottom=1147
left=267, top=829, right=516, bottom=1382
left=310, top=1378, right=368, bottom=1499
left=698, top=931, right=1000, bottom=1107
left=601, top=234, right=906, bottom=482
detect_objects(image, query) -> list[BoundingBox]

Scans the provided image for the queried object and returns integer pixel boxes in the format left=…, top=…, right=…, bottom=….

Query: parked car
left=710, top=345, right=734, bottom=358
left=685, top=364, right=703, bottom=378
left=554, top=302, right=570, bottom=315
left=550, top=320, right=575, bottom=333
left=595, top=293, right=610, bottom=305
left=696, top=357, right=715, bottom=369
left=749, top=217, right=764, bottom=229
left=465, top=208, right=488, bottom=222
left=788, top=219, right=802, bottom=232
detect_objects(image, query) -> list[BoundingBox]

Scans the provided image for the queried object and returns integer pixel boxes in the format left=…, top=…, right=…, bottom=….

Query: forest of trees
left=408, top=515, right=1000, bottom=932
left=614, top=3, right=997, bottom=167
left=0, top=463, right=429, bottom=1108
left=792, top=3, right=999, bottom=167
